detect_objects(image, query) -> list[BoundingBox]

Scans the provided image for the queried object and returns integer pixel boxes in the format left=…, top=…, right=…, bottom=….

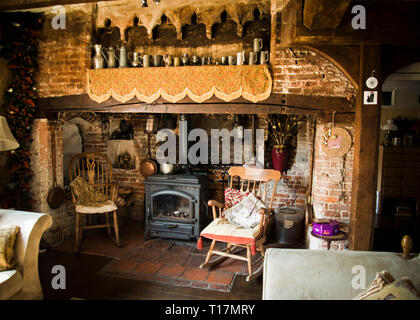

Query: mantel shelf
left=87, top=65, right=272, bottom=104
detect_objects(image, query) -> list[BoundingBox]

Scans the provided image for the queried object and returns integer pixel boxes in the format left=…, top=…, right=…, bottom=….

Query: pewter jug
left=163, top=54, right=173, bottom=67
left=118, top=45, right=128, bottom=68
left=143, top=55, right=151, bottom=67
left=104, top=47, right=118, bottom=68
left=228, top=56, right=236, bottom=66
left=249, top=52, right=258, bottom=65
left=191, top=55, right=199, bottom=66
left=182, top=53, right=189, bottom=66
left=236, top=51, right=245, bottom=65
left=153, top=54, right=163, bottom=67
left=129, top=52, right=141, bottom=67
left=253, top=38, right=263, bottom=52
left=260, top=51, right=269, bottom=65
left=92, top=44, right=104, bottom=69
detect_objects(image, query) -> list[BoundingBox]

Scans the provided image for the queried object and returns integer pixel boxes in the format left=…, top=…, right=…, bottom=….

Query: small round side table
left=311, top=231, right=348, bottom=250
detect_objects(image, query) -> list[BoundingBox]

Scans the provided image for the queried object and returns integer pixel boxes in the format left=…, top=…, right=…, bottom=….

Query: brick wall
left=30, top=118, right=73, bottom=244
left=272, top=48, right=356, bottom=98
left=269, top=40, right=356, bottom=223
left=271, top=116, right=315, bottom=210
left=36, top=6, right=92, bottom=98
left=312, top=114, right=354, bottom=222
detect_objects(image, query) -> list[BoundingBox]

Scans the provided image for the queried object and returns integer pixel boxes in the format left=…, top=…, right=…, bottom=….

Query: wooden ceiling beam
left=281, top=0, right=420, bottom=46
left=35, top=93, right=354, bottom=115
left=303, top=0, right=352, bottom=30
left=0, top=0, right=118, bottom=12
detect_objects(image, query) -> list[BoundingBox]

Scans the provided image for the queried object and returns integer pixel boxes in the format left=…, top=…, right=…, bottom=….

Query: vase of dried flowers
left=268, top=115, right=305, bottom=173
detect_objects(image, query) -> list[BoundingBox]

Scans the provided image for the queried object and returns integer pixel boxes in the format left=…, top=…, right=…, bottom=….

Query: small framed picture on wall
left=364, top=91, right=378, bottom=105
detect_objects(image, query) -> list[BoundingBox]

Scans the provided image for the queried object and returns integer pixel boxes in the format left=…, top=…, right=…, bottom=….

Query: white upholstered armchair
left=0, top=209, right=52, bottom=300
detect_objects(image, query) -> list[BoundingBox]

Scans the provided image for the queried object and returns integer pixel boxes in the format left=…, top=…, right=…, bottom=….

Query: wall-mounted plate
left=366, top=76, right=378, bottom=89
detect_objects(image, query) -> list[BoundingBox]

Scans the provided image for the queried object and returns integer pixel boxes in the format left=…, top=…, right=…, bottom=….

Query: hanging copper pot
left=140, top=132, right=157, bottom=178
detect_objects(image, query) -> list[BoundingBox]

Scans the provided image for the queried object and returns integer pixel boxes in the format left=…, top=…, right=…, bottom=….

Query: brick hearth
left=53, top=222, right=258, bottom=292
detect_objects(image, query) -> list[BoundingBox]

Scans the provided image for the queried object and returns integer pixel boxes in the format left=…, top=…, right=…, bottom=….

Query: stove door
left=150, top=189, right=195, bottom=222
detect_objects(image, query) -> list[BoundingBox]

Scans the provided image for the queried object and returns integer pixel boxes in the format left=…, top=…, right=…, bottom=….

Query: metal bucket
left=273, top=206, right=305, bottom=245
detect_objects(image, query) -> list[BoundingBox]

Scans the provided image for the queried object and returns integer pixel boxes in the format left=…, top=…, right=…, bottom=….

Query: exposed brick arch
left=272, top=47, right=356, bottom=100
left=61, top=112, right=98, bottom=125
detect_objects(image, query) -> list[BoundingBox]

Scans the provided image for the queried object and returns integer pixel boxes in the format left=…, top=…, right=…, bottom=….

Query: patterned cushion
left=76, top=200, right=117, bottom=213
left=355, top=270, right=420, bottom=300
left=70, top=176, right=110, bottom=207
left=224, top=193, right=266, bottom=229
left=224, top=187, right=249, bottom=209
left=201, top=218, right=261, bottom=240
left=0, top=225, right=20, bottom=272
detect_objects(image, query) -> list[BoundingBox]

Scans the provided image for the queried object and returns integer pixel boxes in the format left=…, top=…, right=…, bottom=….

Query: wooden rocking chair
left=68, top=152, right=121, bottom=252
left=198, top=166, right=281, bottom=281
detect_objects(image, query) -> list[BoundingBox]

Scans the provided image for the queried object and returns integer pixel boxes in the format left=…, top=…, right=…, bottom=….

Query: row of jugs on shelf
left=92, top=37, right=269, bottom=69
left=92, top=44, right=166, bottom=69
left=92, top=44, right=129, bottom=69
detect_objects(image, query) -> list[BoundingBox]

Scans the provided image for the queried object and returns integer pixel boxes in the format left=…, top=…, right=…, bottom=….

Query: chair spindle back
left=228, top=166, right=282, bottom=209
left=68, top=152, right=113, bottom=196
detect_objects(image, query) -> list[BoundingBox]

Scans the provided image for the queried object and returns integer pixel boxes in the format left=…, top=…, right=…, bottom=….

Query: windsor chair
left=198, top=166, right=281, bottom=281
left=68, top=152, right=121, bottom=252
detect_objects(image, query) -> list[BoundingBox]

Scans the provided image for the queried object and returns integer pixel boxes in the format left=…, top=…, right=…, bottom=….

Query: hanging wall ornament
left=321, top=112, right=352, bottom=157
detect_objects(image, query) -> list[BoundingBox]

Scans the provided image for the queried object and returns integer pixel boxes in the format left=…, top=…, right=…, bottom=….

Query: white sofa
left=263, top=248, right=420, bottom=300
left=0, top=209, right=52, bottom=300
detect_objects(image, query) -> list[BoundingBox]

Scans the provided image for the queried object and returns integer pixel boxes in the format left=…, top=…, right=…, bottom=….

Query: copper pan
left=140, top=132, right=157, bottom=178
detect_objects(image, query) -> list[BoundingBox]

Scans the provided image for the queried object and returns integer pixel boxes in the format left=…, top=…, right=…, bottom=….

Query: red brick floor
left=99, top=238, right=251, bottom=292
left=55, top=222, right=264, bottom=292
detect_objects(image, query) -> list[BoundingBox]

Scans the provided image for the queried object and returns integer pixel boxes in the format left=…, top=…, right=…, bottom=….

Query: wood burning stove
left=144, top=174, right=210, bottom=240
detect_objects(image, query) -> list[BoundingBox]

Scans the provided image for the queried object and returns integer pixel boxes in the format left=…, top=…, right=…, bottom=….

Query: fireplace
left=144, top=173, right=210, bottom=241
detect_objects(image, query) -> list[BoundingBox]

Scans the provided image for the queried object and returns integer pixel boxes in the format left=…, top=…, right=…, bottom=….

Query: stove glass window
left=152, top=194, right=191, bottom=220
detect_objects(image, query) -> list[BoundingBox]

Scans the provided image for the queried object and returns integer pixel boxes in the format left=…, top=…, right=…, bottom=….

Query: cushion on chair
left=0, top=225, right=20, bottom=272
left=199, top=218, right=262, bottom=255
left=76, top=200, right=118, bottom=214
left=70, top=176, right=110, bottom=207
left=224, top=187, right=249, bottom=209
left=224, top=193, right=266, bottom=229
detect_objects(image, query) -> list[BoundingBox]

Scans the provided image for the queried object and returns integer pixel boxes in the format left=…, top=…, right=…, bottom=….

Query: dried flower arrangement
left=268, top=114, right=305, bottom=149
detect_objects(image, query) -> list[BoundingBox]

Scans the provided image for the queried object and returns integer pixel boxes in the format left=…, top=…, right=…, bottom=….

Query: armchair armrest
left=208, top=200, right=225, bottom=220
left=208, top=200, right=224, bottom=208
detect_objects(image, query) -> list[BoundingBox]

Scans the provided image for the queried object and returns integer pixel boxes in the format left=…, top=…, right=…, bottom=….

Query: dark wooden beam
left=0, top=0, right=118, bottom=12
left=281, top=0, right=420, bottom=46
left=35, top=93, right=354, bottom=115
left=349, top=45, right=381, bottom=251
left=303, top=0, right=352, bottom=30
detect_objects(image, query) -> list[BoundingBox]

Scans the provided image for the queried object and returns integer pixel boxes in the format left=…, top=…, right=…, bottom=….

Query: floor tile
left=157, top=264, right=186, bottom=277
left=180, top=267, right=209, bottom=282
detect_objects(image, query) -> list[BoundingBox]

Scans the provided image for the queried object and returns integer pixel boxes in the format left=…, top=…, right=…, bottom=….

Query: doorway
left=374, top=62, right=420, bottom=252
